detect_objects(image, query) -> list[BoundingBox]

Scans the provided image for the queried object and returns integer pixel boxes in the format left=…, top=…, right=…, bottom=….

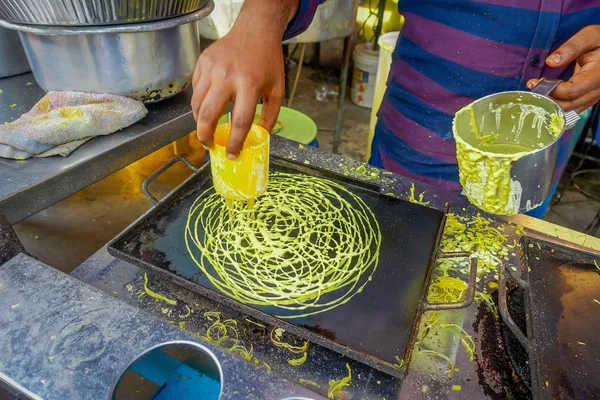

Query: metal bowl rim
left=0, top=2, right=214, bottom=35
left=0, top=0, right=211, bottom=27
left=454, top=90, right=567, bottom=159
left=108, top=339, right=224, bottom=400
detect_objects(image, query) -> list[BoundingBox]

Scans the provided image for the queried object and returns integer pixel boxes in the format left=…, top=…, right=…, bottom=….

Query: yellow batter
left=454, top=103, right=564, bottom=215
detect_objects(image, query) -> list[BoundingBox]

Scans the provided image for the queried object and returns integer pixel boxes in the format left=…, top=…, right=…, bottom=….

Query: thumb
left=526, top=79, right=540, bottom=90
left=547, top=26, right=600, bottom=67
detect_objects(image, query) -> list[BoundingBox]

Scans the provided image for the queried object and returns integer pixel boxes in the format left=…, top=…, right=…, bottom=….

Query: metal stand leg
left=283, top=44, right=290, bottom=106
left=374, top=0, right=387, bottom=49
left=312, top=42, right=321, bottom=68
left=333, top=35, right=352, bottom=154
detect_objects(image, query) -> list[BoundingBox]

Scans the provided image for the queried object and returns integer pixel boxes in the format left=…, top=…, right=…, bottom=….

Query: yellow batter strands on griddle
left=185, top=172, right=382, bottom=318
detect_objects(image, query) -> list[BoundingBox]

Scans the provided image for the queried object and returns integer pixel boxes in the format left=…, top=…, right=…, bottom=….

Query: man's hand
left=528, top=25, right=600, bottom=114
left=191, top=0, right=298, bottom=159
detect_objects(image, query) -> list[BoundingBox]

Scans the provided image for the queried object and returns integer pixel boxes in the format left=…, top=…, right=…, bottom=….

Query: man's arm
left=191, top=0, right=320, bottom=159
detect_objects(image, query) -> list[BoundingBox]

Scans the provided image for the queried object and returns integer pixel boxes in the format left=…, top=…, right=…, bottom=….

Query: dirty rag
left=0, top=91, right=147, bottom=159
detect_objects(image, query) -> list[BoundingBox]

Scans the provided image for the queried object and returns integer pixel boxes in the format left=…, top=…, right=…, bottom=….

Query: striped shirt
left=284, top=0, right=325, bottom=40
left=289, top=1, right=600, bottom=215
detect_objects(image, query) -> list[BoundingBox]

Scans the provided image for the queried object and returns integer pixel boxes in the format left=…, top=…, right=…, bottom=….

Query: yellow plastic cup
left=210, top=123, right=269, bottom=204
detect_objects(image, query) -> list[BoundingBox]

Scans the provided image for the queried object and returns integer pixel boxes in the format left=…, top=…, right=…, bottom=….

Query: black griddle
left=499, top=237, right=600, bottom=400
left=108, top=156, right=473, bottom=378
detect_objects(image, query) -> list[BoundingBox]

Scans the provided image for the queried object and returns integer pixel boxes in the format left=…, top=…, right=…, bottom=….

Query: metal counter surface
left=0, top=73, right=196, bottom=224
left=0, top=253, right=325, bottom=400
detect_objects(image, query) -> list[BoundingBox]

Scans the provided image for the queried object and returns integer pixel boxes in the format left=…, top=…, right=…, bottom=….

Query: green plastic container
left=219, top=105, right=317, bottom=145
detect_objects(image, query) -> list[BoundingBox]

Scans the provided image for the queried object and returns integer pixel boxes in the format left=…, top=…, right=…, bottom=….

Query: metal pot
left=198, top=0, right=358, bottom=43
left=453, top=79, right=579, bottom=215
left=0, top=26, right=29, bottom=78
left=0, top=5, right=213, bottom=103
left=0, top=0, right=210, bottom=26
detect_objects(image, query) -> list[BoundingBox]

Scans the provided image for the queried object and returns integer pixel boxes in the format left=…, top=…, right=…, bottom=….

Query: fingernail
left=227, top=152, right=238, bottom=160
left=550, top=53, right=561, bottom=64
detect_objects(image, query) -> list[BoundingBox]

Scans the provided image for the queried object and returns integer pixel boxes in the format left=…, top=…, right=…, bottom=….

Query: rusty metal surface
left=499, top=237, right=600, bottom=400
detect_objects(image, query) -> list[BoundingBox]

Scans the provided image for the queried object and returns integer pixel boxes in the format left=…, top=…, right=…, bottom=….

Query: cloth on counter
left=0, top=91, right=147, bottom=159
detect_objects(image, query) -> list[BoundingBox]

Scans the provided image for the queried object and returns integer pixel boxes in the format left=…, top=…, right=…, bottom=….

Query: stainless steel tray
left=0, top=0, right=211, bottom=26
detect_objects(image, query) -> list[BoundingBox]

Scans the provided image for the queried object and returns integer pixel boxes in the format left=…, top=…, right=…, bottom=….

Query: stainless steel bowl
left=0, top=6, right=213, bottom=103
left=0, top=0, right=211, bottom=26
left=198, top=0, right=358, bottom=43
left=110, top=341, right=223, bottom=400
left=0, top=26, right=29, bottom=77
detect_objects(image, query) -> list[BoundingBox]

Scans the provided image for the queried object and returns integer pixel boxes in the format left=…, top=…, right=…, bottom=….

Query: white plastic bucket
left=367, top=31, right=400, bottom=160
left=351, top=43, right=379, bottom=108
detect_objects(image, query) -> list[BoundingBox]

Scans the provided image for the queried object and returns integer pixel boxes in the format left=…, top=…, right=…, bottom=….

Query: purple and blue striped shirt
left=288, top=1, right=600, bottom=214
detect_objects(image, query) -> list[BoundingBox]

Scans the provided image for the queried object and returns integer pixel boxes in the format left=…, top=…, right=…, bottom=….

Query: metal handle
left=531, top=78, right=561, bottom=96
left=531, top=78, right=580, bottom=129
left=142, top=156, right=198, bottom=205
left=498, top=263, right=534, bottom=355
left=423, top=252, right=478, bottom=311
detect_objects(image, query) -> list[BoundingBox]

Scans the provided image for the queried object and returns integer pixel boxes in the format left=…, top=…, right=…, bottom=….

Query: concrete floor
left=12, top=64, right=600, bottom=274
left=288, top=66, right=372, bottom=161
left=544, top=183, right=600, bottom=234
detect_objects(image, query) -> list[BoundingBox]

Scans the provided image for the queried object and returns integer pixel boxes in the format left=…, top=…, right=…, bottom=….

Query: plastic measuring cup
left=209, top=123, right=269, bottom=205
